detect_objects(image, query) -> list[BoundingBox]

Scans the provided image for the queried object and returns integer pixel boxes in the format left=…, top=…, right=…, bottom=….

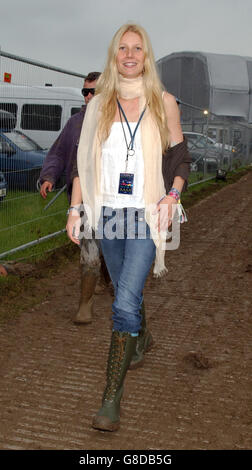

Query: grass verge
left=0, top=188, right=68, bottom=260
left=184, top=166, right=252, bottom=209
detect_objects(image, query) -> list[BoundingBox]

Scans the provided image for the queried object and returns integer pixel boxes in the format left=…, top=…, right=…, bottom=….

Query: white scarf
left=77, top=75, right=168, bottom=276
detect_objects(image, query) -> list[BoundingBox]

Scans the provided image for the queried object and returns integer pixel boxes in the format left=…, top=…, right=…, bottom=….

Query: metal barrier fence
left=179, top=101, right=252, bottom=181
left=0, top=50, right=85, bottom=260
left=0, top=51, right=252, bottom=261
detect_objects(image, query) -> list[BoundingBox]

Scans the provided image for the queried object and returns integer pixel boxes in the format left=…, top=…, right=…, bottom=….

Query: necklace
left=117, top=99, right=146, bottom=170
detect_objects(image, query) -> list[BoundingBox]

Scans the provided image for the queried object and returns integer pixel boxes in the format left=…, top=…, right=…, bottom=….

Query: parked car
left=183, top=132, right=219, bottom=172
left=0, top=129, right=47, bottom=191
left=184, top=131, right=234, bottom=155
left=184, top=131, right=233, bottom=172
left=0, top=171, right=7, bottom=202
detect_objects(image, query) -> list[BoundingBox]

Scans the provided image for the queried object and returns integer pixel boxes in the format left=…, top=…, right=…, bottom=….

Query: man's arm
left=39, top=110, right=85, bottom=200
left=39, top=118, right=73, bottom=198
left=39, top=134, right=66, bottom=185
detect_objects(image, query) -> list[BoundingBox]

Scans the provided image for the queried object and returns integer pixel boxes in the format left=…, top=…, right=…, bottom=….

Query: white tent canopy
left=157, top=51, right=252, bottom=122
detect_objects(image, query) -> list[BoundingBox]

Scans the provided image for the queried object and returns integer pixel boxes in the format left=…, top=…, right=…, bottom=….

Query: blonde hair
left=95, top=23, right=170, bottom=152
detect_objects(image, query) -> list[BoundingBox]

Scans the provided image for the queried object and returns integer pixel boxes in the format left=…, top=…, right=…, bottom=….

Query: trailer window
left=21, top=104, right=62, bottom=131
left=0, top=103, right=17, bottom=126
left=71, top=107, right=81, bottom=116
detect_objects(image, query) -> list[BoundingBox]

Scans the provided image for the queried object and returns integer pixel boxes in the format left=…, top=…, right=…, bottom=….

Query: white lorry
left=0, top=84, right=84, bottom=149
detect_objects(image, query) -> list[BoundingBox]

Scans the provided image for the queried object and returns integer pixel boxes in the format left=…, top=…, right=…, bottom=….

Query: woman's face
left=116, top=31, right=145, bottom=79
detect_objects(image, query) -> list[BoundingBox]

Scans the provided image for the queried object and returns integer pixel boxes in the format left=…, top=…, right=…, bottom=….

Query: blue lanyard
left=117, top=99, right=146, bottom=152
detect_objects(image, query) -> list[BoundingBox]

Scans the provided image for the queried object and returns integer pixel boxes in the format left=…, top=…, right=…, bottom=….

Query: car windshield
left=3, top=130, right=42, bottom=151
left=186, top=134, right=216, bottom=150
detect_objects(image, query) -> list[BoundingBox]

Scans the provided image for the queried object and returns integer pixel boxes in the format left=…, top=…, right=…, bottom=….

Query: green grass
left=183, top=165, right=252, bottom=209
left=0, top=188, right=69, bottom=261
left=188, top=171, right=215, bottom=184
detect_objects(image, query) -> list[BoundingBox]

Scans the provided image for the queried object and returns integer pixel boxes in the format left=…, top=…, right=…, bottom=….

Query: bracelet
left=66, top=206, right=80, bottom=216
left=168, top=187, right=181, bottom=202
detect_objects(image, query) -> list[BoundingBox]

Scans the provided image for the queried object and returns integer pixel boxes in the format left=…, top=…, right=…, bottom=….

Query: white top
left=101, top=122, right=145, bottom=209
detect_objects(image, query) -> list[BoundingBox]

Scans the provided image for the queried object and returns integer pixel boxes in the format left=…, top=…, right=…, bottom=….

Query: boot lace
left=103, top=332, right=128, bottom=401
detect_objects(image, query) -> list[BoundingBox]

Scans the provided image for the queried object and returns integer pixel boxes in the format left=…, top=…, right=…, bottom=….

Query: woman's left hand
left=156, top=195, right=177, bottom=232
left=66, top=212, right=81, bottom=245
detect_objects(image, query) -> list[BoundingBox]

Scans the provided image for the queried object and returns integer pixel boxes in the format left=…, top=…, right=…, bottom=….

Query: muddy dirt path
left=0, top=172, right=251, bottom=450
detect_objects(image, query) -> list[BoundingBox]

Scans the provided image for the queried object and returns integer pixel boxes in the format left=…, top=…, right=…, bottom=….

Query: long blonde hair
left=95, top=23, right=170, bottom=152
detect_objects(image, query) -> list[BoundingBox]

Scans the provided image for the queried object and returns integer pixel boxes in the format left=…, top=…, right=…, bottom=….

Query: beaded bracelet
left=168, top=187, right=181, bottom=201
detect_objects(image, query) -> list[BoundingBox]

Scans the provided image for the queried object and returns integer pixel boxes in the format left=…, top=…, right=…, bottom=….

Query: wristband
left=67, top=206, right=80, bottom=216
left=168, top=187, right=181, bottom=202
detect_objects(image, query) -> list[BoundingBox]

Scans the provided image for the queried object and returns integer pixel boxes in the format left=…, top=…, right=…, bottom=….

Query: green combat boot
left=129, top=301, right=154, bottom=370
left=92, top=331, right=137, bottom=432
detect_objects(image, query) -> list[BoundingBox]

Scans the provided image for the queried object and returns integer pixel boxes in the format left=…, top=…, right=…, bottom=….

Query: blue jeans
left=99, top=207, right=156, bottom=334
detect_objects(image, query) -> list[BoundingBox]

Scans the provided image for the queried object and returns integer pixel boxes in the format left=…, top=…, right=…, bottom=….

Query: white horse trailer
left=0, top=84, right=83, bottom=149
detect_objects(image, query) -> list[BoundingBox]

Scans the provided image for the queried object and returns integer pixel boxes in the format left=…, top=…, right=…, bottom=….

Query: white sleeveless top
left=101, top=122, right=145, bottom=209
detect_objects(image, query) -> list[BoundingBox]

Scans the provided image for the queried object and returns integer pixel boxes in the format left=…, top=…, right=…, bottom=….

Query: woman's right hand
left=66, top=210, right=81, bottom=245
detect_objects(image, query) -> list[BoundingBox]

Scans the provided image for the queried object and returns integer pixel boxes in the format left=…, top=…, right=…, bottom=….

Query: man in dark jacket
left=40, top=71, right=99, bottom=200
left=39, top=72, right=110, bottom=324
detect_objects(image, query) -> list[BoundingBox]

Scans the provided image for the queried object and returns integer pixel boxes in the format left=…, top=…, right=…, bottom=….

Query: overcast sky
left=0, top=0, right=251, bottom=85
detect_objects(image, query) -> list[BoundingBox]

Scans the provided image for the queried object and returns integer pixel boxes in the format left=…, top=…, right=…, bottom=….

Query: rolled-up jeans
left=99, top=207, right=156, bottom=334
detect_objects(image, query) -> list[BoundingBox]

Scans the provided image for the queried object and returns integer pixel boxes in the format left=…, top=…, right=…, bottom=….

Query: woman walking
left=66, top=23, right=191, bottom=431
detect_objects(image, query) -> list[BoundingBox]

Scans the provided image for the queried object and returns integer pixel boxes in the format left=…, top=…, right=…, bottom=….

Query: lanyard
left=117, top=99, right=146, bottom=165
